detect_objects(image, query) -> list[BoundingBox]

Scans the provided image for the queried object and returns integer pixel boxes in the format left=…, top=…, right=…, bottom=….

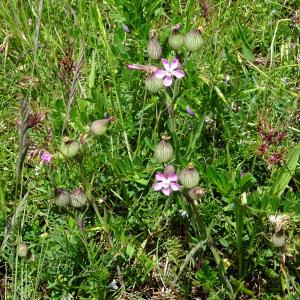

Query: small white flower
left=269, top=214, right=289, bottom=232
left=179, top=209, right=189, bottom=218
left=61, top=294, right=73, bottom=300
left=204, top=116, right=213, bottom=124
left=269, top=214, right=289, bottom=225
left=108, top=279, right=118, bottom=291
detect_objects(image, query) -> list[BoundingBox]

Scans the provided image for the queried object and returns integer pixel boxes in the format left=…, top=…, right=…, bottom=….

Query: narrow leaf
left=270, top=145, right=300, bottom=197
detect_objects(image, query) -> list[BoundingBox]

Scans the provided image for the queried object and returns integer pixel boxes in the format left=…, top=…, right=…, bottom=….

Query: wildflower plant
left=2, top=2, right=300, bottom=300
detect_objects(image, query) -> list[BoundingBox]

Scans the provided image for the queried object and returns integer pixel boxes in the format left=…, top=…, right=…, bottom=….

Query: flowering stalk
left=163, top=88, right=180, bottom=163
left=164, top=54, right=192, bottom=163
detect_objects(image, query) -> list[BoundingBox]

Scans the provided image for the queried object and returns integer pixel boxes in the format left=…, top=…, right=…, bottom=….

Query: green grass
left=1, top=0, right=300, bottom=299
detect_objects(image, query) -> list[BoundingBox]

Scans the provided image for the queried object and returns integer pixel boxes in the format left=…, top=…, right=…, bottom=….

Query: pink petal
left=170, top=182, right=180, bottom=191
left=163, top=76, right=173, bottom=87
left=127, top=64, right=143, bottom=70
left=167, top=174, right=177, bottom=181
left=162, top=188, right=171, bottom=196
left=161, top=58, right=170, bottom=71
left=170, top=58, right=179, bottom=71
left=153, top=182, right=164, bottom=191
left=172, top=70, right=185, bottom=78
left=155, top=173, right=166, bottom=181
left=155, top=70, right=167, bottom=79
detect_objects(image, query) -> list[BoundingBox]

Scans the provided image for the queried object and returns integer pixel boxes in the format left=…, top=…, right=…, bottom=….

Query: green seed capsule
left=145, top=75, right=164, bottom=93
left=168, top=32, right=184, bottom=50
left=184, top=29, right=203, bottom=51
left=147, top=35, right=162, bottom=60
left=179, top=163, right=200, bottom=188
left=154, top=138, right=173, bottom=163
left=90, top=119, right=109, bottom=136
left=54, top=188, right=70, bottom=207
left=60, top=140, right=80, bottom=158
left=17, top=242, right=28, bottom=258
left=70, top=188, right=87, bottom=208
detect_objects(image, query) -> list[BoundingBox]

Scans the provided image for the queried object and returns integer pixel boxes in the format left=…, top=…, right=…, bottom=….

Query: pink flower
left=41, top=151, right=52, bottom=164
left=154, top=58, right=185, bottom=87
left=152, top=173, right=180, bottom=196
left=186, top=105, right=195, bottom=116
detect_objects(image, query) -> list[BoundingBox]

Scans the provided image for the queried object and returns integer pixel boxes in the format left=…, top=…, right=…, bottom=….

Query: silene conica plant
left=126, top=23, right=299, bottom=300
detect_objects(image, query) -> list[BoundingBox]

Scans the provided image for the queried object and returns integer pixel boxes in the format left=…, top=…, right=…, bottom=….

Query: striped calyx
left=184, top=29, right=203, bottom=51
left=179, top=163, right=200, bottom=188
left=147, top=34, right=162, bottom=60
left=70, top=188, right=87, bottom=208
left=145, top=75, right=163, bottom=92
left=60, top=139, right=80, bottom=158
left=154, top=136, right=173, bottom=163
left=168, top=30, right=184, bottom=50
left=17, top=242, right=28, bottom=258
left=271, top=231, right=287, bottom=248
left=90, top=119, right=110, bottom=136
left=54, top=188, right=70, bottom=207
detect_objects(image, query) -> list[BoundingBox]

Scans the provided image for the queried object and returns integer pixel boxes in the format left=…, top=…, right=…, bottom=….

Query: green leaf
left=88, top=50, right=96, bottom=89
left=239, top=173, right=257, bottom=192
left=242, top=44, right=254, bottom=61
left=219, top=238, right=229, bottom=248
left=206, top=166, right=231, bottom=195
left=133, top=176, right=148, bottom=186
left=270, top=145, right=300, bottom=197
left=126, top=244, right=135, bottom=259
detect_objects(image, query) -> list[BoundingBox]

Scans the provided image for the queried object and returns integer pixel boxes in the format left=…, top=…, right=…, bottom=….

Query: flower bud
left=17, top=242, right=28, bottom=258
left=70, top=188, right=87, bottom=208
left=164, top=165, right=176, bottom=174
left=122, top=23, right=130, bottom=33
left=147, top=34, right=162, bottom=60
left=168, top=26, right=184, bottom=50
left=54, top=188, right=70, bottom=207
left=154, top=137, right=173, bottom=163
left=186, top=105, right=195, bottom=116
left=271, top=231, right=287, bottom=248
left=179, top=163, right=200, bottom=188
left=184, top=29, right=203, bottom=51
left=60, top=139, right=80, bottom=158
left=145, top=75, right=163, bottom=93
left=90, top=119, right=110, bottom=136
left=188, top=186, right=205, bottom=200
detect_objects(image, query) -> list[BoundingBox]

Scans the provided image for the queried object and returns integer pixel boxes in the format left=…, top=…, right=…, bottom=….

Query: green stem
left=162, top=53, right=192, bottom=164
left=145, top=196, right=172, bottom=246
left=235, top=199, right=244, bottom=278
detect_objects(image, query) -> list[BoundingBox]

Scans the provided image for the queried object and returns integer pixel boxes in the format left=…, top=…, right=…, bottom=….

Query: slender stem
left=165, top=52, right=192, bottom=164
left=78, top=160, right=126, bottom=290
left=235, top=199, right=244, bottom=278
left=176, top=194, right=234, bottom=297
left=189, top=197, right=207, bottom=239
left=145, top=196, right=172, bottom=246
